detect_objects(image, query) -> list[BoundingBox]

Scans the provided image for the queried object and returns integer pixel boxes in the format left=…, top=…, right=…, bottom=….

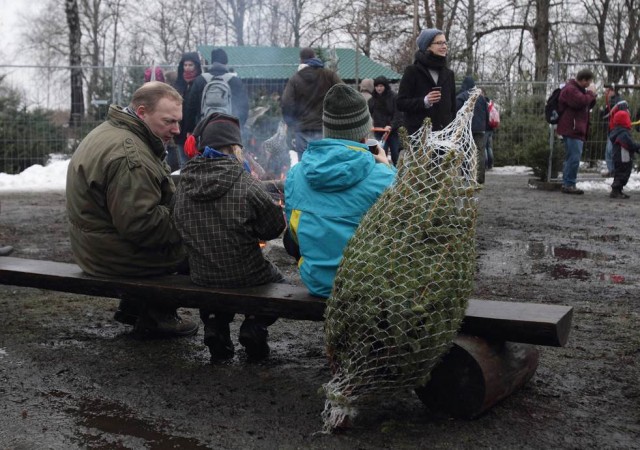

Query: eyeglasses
left=432, top=41, right=448, bottom=47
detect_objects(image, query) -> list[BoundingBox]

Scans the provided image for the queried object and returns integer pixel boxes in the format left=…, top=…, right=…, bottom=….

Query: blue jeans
left=605, top=137, right=614, bottom=173
left=485, top=130, right=494, bottom=169
left=294, top=130, right=323, bottom=158
left=562, top=137, right=583, bottom=187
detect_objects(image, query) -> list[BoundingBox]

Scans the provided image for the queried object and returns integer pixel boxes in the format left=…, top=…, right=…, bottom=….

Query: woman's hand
left=425, top=89, right=442, bottom=105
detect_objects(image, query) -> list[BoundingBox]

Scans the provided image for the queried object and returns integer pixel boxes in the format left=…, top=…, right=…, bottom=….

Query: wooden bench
left=0, top=256, right=573, bottom=419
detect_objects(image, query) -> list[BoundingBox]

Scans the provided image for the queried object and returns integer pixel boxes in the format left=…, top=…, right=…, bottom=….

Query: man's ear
left=135, top=105, right=147, bottom=119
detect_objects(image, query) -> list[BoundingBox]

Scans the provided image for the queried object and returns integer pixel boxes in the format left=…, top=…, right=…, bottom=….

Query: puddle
left=480, top=240, right=624, bottom=283
left=525, top=242, right=614, bottom=262
left=549, top=264, right=591, bottom=281
left=67, top=396, right=210, bottom=449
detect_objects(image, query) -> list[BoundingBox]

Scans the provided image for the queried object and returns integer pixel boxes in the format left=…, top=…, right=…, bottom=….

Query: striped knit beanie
left=322, top=84, right=372, bottom=142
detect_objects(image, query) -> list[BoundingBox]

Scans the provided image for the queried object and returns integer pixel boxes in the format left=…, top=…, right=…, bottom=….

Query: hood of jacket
left=372, top=76, right=391, bottom=99
left=209, top=62, right=230, bottom=76
left=174, top=52, right=202, bottom=93
left=460, top=76, right=476, bottom=91
left=296, top=64, right=331, bottom=83
left=108, top=105, right=166, bottom=158
left=299, top=138, right=376, bottom=192
left=179, top=156, right=243, bottom=200
left=178, top=52, right=202, bottom=77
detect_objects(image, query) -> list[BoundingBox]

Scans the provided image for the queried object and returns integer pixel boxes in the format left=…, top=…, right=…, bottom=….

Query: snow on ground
left=0, top=156, right=638, bottom=193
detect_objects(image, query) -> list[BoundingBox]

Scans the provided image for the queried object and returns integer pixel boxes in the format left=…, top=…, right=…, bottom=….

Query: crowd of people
left=57, top=30, right=639, bottom=361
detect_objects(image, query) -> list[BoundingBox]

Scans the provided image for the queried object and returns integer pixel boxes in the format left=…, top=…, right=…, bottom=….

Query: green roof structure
left=196, top=45, right=401, bottom=82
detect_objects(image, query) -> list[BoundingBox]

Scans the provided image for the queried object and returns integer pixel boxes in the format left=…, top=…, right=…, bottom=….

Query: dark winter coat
left=368, top=77, right=403, bottom=132
left=609, top=125, right=640, bottom=190
left=66, top=105, right=185, bottom=277
left=184, top=62, right=250, bottom=134
left=173, top=52, right=202, bottom=145
left=281, top=65, right=342, bottom=133
left=173, top=156, right=285, bottom=288
left=610, top=126, right=640, bottom=162
left=556, top=79, right=596, bottom=141
left=456, top=76, right=489, bottom=133
left=396, top=50, right=456, bottom=134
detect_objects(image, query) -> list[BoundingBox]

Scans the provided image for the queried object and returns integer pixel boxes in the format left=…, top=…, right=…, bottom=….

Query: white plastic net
left=322, top=88, right=482, bottom=431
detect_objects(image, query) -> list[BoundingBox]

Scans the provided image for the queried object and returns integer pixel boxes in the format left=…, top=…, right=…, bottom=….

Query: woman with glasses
left=397, top=28, right=456, bottom=135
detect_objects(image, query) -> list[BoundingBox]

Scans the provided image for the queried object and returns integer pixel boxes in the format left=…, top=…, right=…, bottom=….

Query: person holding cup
left=284, top=84, right=395, bottom=298
left=397, top=28, right=456, bottom=135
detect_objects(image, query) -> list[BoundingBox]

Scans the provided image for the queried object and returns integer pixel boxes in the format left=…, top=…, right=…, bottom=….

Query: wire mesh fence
left=1, top=63, right=639, bottom=176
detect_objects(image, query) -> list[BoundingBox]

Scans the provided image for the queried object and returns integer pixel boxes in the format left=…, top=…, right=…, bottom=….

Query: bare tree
left=65, top=0, right=85, bottom=126
left=585, top=0, right=640, bottom=83
left=474, top=0, right=552, bottom=84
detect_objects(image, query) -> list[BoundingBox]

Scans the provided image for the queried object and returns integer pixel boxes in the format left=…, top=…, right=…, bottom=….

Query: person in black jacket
left=456, top=76, right=489, bottom=183
left=368, top=76, right=403, bottom=165
left=166, top=52, right=202, bottom=171
left=281, top=47, right=342, bottom=158
left=397, top=28, right=456, bottom=135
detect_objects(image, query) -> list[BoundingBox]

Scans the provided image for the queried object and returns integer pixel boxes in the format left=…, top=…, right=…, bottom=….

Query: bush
left=492, top=91, right=563, bottom=180
left=0, top=107, right=67, bottom=174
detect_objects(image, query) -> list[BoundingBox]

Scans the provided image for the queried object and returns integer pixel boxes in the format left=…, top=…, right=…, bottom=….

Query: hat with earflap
left=612, top=109, right=631, bottom=130
left=184, top=113, right=242, bottom=158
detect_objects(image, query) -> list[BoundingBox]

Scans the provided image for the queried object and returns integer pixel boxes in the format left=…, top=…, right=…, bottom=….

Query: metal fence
left=1, top=63, right=639, bottom=175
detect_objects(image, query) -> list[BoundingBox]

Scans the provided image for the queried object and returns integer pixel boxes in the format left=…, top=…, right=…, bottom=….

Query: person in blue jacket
left=284, top=84, right=396, bottom=298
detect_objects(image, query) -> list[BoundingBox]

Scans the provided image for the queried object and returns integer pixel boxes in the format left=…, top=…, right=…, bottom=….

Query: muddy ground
left=0, top=172, right=638, bottom=449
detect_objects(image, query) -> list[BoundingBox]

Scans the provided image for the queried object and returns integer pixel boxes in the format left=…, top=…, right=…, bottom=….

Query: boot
left=134, top=307, right=199, bottom=338
left=203, top=316, right=234, bottom=361
left=113, top=299, right=140, bottom=326
left=610, top=190, right=630, bottom=199
left=239, top=317, right=270, bottom=360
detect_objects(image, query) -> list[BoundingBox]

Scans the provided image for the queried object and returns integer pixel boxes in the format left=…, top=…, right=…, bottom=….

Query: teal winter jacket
left=284, top=138, right=396, bottom=298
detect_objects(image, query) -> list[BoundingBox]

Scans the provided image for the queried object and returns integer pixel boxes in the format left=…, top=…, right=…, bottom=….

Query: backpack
left=544, top=87, right=563, bottom=125
left=488, top=101, right=500, bottom=129
left=199, top=72, right=236, bottom=119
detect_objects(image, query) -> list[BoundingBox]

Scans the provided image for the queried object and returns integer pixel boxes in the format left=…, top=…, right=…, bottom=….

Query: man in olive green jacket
left=66, top=82, right=197, bottom=337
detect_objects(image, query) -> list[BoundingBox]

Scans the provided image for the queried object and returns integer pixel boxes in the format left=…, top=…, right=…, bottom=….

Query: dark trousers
left=374, top=131, right=402, bottom=166
left=611, top=160, right=632, bottom=192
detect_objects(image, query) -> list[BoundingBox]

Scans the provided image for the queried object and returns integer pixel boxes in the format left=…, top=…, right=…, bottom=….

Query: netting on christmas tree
left=322, top=88, right=483, bottom=431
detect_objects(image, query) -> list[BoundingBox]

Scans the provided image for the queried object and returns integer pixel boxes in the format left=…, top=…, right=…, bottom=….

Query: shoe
left=0, top=245, right=14, bottom=256
left=561, top=186, right=584, bottom=195
left=203, top=319, right=234, bottom=360
left=134, top=307, right=199, bottom=338
left=610, top=190, right=630, bottom=199
left=239, top=319, right=270, bottom=360
left=113, top=309, right=138, bottom=326
left=113, top=299, right=140, bottom=326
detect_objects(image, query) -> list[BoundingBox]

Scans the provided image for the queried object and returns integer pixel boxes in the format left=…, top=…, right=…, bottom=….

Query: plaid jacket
left=173, top=156, right=285, bottom=287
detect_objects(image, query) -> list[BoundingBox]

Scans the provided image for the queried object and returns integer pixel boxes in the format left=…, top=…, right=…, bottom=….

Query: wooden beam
left=415, top=334, right=540, bottom=418
left=0, top=257, right=572, bottom=347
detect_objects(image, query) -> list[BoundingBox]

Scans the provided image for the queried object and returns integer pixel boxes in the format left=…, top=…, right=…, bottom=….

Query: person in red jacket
left=556, top=69, right=597, bottom=195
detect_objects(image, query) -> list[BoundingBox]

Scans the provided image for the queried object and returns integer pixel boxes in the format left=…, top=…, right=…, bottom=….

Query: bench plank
left=0, top=257, right=572, bottom=347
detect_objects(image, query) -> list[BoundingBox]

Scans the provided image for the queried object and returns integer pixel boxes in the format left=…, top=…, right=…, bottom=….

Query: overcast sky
left=0, top=2, right=43, bottom=63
